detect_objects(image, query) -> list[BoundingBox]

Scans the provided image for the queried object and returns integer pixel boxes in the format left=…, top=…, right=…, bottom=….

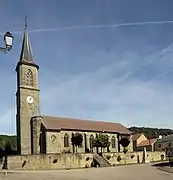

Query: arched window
left=111, top=136, right=116, bottom=148
left=25, top=69, right=33, bottom=86
left=64, top=133, right=69, bottom=147
left=90, top=135, right=94, bottom=148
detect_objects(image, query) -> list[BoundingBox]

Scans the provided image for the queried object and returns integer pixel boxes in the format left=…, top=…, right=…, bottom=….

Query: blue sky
left=1, top=0, right=173, bottom=134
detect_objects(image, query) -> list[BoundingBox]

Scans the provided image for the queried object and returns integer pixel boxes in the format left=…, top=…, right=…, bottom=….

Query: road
left=0, top=164, right=173, bottom=180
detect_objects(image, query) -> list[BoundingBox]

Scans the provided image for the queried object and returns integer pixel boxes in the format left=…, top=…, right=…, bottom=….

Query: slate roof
left=41, top=116, right=132, bottom=134
left=19, top=23, right=35, bottom=63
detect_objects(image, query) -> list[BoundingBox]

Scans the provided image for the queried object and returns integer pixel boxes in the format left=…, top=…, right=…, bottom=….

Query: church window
left=90, top=135, right=94, bottom=148
left=64, top=133, right=69, bottom=147
left=25, top=69, right=33, bottom=86
left=111, top=136, right=116, bottom=148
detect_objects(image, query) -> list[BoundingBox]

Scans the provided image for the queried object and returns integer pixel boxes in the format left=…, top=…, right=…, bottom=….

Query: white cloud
left=39, top=46, right=173, bottom=130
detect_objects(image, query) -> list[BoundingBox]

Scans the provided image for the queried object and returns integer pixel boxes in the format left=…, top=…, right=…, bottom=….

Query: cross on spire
left=25, top=16, right=27, bottom=28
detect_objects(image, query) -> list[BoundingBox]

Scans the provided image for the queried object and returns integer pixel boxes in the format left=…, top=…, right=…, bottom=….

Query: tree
left=119, top=137, right=130, bottom=154
left=71, top=133, right=83, bottom=152
left=93, top=133, right=110, bottom=153
left=4, top=141, right=12, bottom=155
left=0, top=135, right=17, bottom=151
left=129, top=126, right=173, bottom=139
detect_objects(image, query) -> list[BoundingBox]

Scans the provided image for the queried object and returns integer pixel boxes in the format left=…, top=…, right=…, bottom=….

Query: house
left=155, top=134, right=173, bottom=154
left=132, top=133, right=157, bottom=151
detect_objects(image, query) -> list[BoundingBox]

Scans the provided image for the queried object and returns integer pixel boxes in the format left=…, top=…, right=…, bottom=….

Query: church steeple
left=19, top=19, right=34, bottom=63
left=16, top=18, right=39, bottom=71
left=15, top=18, right=40, bottom=155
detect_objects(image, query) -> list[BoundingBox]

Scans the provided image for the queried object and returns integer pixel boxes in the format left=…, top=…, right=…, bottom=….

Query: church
left=15, top=23, right=133, bottom=156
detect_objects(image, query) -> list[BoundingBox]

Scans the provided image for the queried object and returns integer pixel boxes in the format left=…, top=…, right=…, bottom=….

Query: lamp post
left=0, top=31, right=14, bottom=53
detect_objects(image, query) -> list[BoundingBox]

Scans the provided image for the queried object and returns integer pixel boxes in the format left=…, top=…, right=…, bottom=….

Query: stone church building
left=15, top=24, right=133, bottom=156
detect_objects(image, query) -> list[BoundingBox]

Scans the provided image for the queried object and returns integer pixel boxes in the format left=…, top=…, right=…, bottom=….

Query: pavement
left=0, top=164, right=173, bottom=180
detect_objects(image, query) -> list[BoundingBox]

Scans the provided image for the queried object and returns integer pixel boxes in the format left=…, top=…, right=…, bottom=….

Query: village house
left=132, top=133, right=157, bottom=151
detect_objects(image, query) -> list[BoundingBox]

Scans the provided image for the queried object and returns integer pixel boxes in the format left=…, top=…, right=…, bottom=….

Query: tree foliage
left=129, top=126, right=173, bottom=139
left=119, top=138, right=130, bottom=148
left=93, top=133, right=110, bottom=150
left=71, top=133, right=83, bottom=147
left=0, top=135, right=16, bottom=150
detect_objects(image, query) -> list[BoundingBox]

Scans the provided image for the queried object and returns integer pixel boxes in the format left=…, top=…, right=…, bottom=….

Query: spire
left=19, top=16, right=35, bottom=63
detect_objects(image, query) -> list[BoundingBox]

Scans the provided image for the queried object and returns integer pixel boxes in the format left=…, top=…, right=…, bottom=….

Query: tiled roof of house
left=132, top=133, right=143, bottom=141
left=41, top=116, right=132, bottom=134
left=137, top=139, right=157, bottom=147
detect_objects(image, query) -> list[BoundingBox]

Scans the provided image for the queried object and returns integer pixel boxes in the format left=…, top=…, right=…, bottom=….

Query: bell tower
left=15, top=21, right=40, bottom=155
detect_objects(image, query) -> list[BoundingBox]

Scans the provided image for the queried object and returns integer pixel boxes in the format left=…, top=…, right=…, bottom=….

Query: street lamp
left=0, top=31, right=14, bottom=53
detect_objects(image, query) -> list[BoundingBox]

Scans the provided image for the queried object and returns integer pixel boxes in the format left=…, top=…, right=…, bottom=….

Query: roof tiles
left=41, top=116, right=131, bottom=134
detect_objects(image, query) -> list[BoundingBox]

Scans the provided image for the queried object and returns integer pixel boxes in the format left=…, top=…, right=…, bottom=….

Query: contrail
left=12, top=20, right=173, bottom=34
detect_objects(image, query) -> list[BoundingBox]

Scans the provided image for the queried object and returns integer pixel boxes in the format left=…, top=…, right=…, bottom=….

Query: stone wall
left=5, top=151, right=166, bottom=170
left=102, top=151, right=166, bottom=166
left=103, top=152, right=143, bottom=165
left=146, top=151, right=166, bottom=162
left=6, top=153, right=93, bottom=170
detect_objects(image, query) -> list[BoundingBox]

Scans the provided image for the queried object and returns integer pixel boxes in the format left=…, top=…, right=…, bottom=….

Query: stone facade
left=45, top=130, right=133, bottom=154
left=155, top=135, right=173, bottom=152
left=31, top=116, right=42, bottom=154
left=16, top=63, right=40, bottom=155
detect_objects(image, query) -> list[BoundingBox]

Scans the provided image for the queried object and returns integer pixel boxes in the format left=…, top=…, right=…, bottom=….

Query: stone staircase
left=93, top=154, right=111, bottom=167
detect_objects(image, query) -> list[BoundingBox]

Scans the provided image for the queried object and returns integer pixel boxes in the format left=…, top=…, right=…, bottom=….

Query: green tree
left=129, top=126, right=173, bottom=139
left=4, top=141, right=12, bottom=155
left=71, top=133, right=83, bottom=152
left=0, top=135, right=17, bottom=150
left=93, top=133, right=110, bottom=153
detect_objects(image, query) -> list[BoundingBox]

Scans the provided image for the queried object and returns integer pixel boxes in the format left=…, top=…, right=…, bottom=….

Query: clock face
left=27, top=96, right=34, bottom=104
